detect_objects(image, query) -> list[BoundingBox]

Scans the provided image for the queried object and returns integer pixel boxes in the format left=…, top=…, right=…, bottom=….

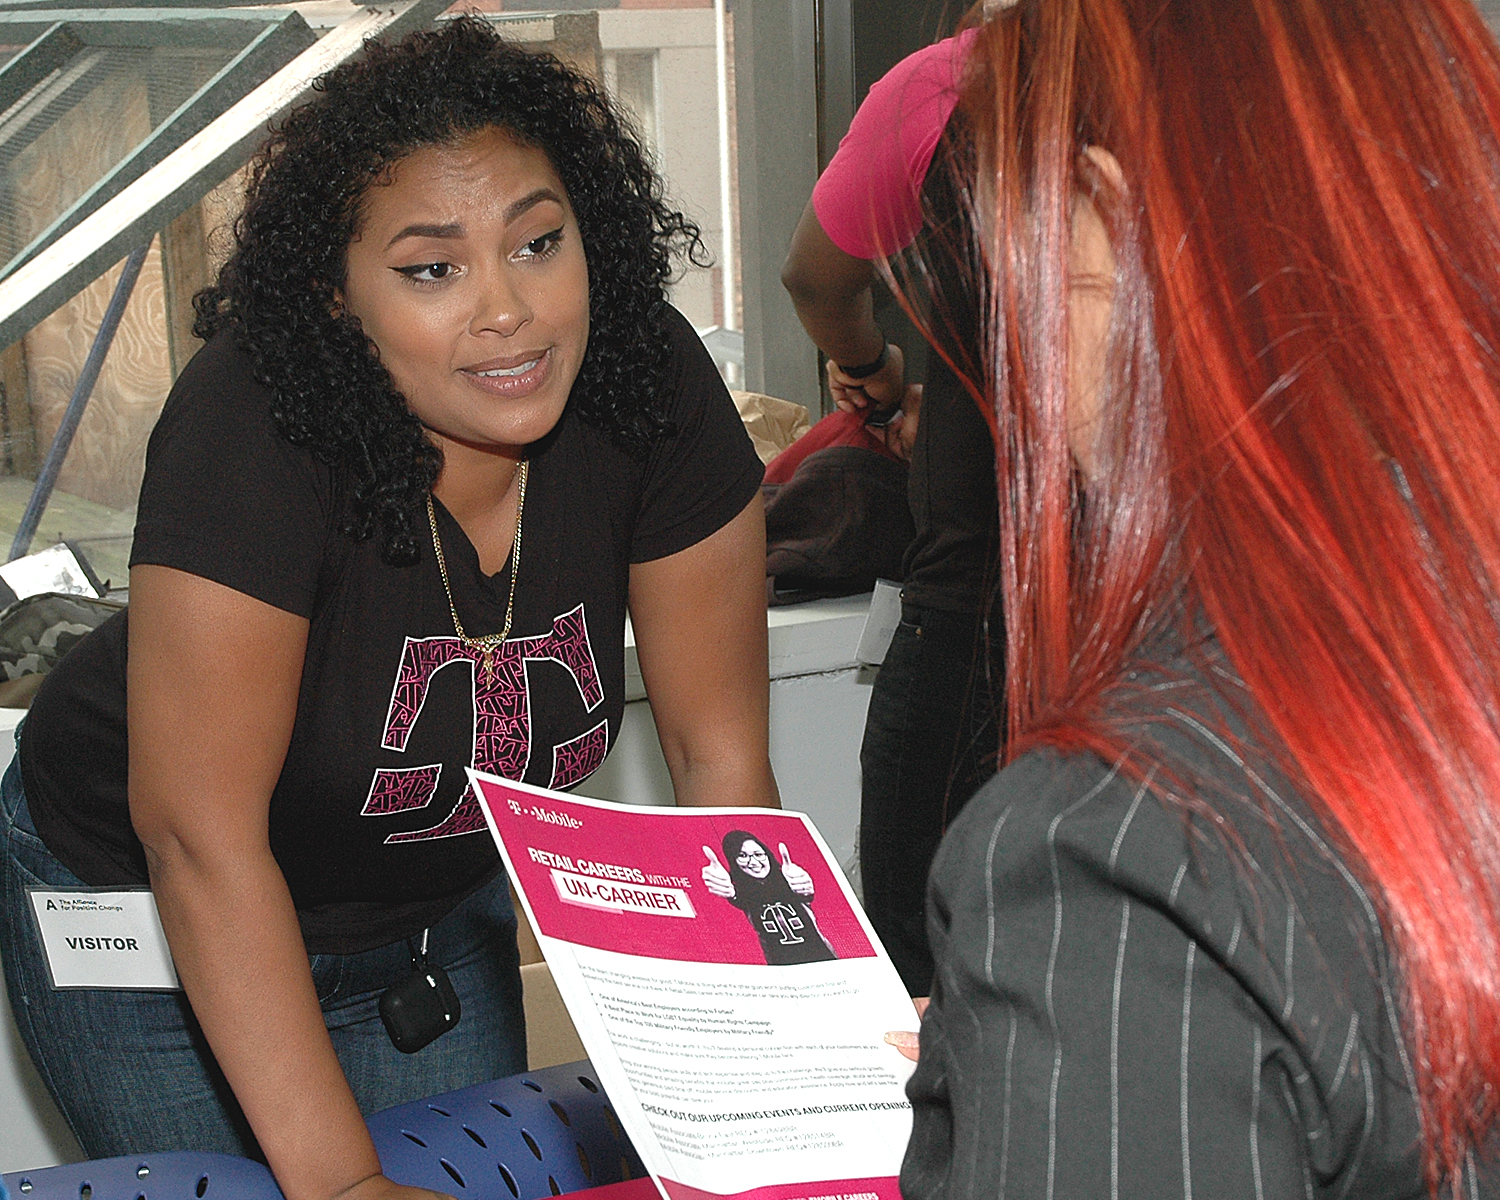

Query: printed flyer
left=471, top=771, right=917, bottom=1200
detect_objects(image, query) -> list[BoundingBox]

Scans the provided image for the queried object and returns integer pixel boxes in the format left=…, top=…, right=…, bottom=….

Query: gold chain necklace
left=426, top=459, right=528, bottom=681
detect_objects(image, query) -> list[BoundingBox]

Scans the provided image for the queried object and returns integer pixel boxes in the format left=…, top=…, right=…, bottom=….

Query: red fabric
left=762, top=409, right=902, bottom=485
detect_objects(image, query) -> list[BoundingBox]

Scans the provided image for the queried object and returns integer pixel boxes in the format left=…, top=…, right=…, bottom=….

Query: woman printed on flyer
left=701, top=831, right=837, bottom=965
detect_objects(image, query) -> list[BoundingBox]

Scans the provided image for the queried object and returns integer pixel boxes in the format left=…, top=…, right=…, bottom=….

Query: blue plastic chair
left=368, top=1060, right=647, bottom=1200
left=0, top=1153, right=281, bottom=1200
left=0, top=1061, right=643, bottom=1200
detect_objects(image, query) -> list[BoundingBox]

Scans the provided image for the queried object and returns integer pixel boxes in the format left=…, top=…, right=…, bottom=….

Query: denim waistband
left=0, top=753, right=35, bottom=837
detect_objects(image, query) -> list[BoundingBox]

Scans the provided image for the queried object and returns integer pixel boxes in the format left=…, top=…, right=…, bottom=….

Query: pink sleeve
left=811, top=29, right=975, bottom=260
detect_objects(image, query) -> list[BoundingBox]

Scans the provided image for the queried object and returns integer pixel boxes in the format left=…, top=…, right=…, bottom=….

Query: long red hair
left=952, top=0, right=1500, bottom=1185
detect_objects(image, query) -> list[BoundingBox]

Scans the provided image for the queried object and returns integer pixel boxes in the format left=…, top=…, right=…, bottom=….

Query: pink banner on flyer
left=558, top=1181, right=660, bottom=1200
left=657, top=1176, right=900, bottom=1200
left=475, top=776, right=875, bottom=965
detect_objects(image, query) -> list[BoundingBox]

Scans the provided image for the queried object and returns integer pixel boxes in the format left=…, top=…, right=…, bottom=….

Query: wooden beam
left=160, top=196, right=208, bottom=377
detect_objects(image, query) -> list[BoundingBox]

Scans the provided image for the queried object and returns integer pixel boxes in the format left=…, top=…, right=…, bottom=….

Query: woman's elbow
left=131, top=811, right=212, bottom=883
left=780, top=253, right=819, bottom=306
left=130, top=797, right=267, bottom=883
left=668, top=746, right=779, bottom=808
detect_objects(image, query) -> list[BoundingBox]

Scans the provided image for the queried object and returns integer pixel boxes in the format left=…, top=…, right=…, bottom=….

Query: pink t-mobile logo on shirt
left=362, top=603, right=606, bottom=843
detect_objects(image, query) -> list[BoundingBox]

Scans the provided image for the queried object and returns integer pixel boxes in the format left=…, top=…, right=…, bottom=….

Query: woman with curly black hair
left=0, top=18, right=775, bottom=1200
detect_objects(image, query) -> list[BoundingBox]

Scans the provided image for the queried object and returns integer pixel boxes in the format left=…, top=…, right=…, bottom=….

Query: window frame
left=0, top=8, right=318, bottom=284
left=0, top=0, right=446, bottom=351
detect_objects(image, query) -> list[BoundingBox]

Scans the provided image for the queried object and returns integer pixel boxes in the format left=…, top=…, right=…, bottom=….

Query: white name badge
left=855, top=578, right=904, bottom=666
left=29, top=888, right=180, bottom=990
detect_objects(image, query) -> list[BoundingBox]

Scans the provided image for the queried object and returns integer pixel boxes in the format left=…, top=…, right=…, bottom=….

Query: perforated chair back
left=1, top=1154, right=282, bottom=1200
left=367, top=1060, right=646, bottom=1200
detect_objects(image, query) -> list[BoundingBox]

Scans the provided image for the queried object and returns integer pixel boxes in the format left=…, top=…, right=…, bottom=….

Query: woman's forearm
left=782, top=200, right=886, bottom=366
left=127, top=567, right=391, bottom=1200
left=667, top=753, right=780, bottom=810
left=782, top=200, right=906, bottom=409
left=787, top=276, right=887, bottom=369
left=144, top=842, right=384, bottom=1200
left=630, top=500, right=780, bottom=810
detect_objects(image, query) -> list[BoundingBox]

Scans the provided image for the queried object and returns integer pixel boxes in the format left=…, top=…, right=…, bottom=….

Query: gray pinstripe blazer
left=902, top=648, right=1495, bottom=1199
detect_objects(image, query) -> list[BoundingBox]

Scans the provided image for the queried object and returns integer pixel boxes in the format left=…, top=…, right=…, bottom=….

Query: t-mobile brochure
left=470, top=771, right=916, bottom=1200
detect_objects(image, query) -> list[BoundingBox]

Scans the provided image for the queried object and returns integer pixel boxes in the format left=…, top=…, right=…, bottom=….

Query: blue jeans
left=859, top=602, right=1001, bottom=996
left=0, top=756, right=527, bottom=1159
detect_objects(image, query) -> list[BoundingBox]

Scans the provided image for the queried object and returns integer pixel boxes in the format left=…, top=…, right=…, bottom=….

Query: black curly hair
left=194, top=16, right=706, bottom=564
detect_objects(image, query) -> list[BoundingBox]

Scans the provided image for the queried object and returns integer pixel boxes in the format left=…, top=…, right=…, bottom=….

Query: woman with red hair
left=902, top=0, right=1500, bottom=1194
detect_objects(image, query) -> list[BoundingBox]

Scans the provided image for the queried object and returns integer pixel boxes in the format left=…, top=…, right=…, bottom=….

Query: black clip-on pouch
left=379, top=934, right=461, bottom=1054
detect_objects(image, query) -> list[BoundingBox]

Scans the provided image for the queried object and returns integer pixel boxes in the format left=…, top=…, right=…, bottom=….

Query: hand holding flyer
left=472, top=771, right=916, bottom=1200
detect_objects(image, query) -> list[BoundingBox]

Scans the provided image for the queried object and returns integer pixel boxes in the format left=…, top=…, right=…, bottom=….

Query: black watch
left=838, top=341, right=890, bottom=379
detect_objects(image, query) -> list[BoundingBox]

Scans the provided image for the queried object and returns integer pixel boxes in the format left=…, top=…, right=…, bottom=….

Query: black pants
left=859, top=601, right=1001, bottom=995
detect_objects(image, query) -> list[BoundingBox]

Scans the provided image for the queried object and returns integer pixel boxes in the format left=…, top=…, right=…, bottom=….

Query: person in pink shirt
left=782, top=24, right=999, bottom=996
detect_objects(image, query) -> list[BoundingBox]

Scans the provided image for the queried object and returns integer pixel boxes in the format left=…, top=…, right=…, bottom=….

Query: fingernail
left=884, top=1031, right=919, bottom=1049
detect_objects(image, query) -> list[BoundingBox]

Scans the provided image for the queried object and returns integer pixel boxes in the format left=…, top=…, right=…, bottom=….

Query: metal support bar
left=0, top=0, right=445, bottom=351
left=0, top=22, right=84, bottom=114
left=8, top=240, right=148, bottom=562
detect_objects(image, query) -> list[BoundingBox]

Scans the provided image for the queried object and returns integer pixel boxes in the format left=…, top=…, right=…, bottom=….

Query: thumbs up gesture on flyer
left=701, top=845, right=734, bottom=898
left=779, top=843, right=815, bottom=897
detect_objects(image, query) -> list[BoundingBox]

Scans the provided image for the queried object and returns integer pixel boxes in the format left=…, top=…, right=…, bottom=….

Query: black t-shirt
left=901, top=123, right=999, bottom=616
left=21, top=307, right=763, bottom=954
left=902, top=351, right=997, bottom=614
left=735, top=897, right=836, bottom=966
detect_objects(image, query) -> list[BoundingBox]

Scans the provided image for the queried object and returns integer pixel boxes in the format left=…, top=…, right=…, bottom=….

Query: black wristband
left=837, top=340, right=890, bottom=379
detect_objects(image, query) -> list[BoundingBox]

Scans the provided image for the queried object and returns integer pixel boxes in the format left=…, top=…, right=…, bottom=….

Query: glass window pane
left=0, top=4, right=434, bottom=587
left=0, top=45, right=238, bottom=276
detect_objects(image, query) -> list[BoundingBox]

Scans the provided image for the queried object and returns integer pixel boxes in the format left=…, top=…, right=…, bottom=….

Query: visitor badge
left=855, top=579, right=903, bottom=666
left=28, top=888, right=180, bottom=990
